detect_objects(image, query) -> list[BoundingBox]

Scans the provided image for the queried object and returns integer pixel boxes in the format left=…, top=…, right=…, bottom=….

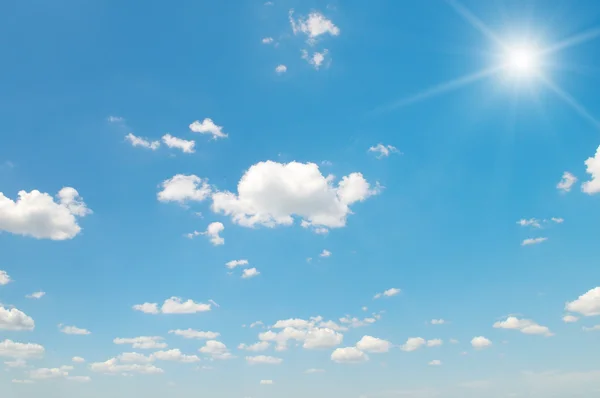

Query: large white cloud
left=258, top=316, right=345, bottom=351
left=189, top=118, right=228, bottom=139
left=211, top=161, right=379, bottom=229
left=493, top=316, right=553, bottom=336
left=0, top=306, right=35, bottom=331
left=289, top=10, right=340, bottom=42
left=0, top=339, right=44, bottom=359
left=582, top=145, right=600, bottom=194
left=199, top=340, right=233, bottom=360
left=133, top=297, right=212, bottom=314
left=0, top=187, right=91, bottom=240
left=157, top=175, right=211, bottom=204
left=471, top=336, right=492, bottom=349
left=330, top=347, right=368, bottom=363
left=565, top=287, right=600, bottom=316
left=356, top=335, right=391, bottom=353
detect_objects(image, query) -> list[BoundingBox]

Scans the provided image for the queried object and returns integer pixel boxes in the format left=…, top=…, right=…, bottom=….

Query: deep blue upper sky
left=1, top=1, right=600, bottom=397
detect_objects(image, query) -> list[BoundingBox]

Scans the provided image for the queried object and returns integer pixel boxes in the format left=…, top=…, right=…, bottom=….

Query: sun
left=504, top=44, right=541, bottom=77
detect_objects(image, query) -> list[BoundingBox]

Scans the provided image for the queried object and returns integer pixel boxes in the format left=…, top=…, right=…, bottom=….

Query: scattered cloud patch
left=368, top=144, right=400, bottom=158
left=260, top=379, right=274, bottom=385
left=565, top=287, right=600, bottom=316
left=158, top=174, right=211, bottom=204
left=428, top=360, right=442, bottom=366
left=562, top=315, right=579, bottom=323
left=199, top=340, right=233, bottom=360
left=72, top=356, right=85, bottom=363
left=331, top=347, right=368, bottom=363
left=189, top=118, right=228, bottom=139
left=290, top=10, right=340, bottom=44
left=557, top=172, right=578, bottom=192
left=275, top=64, right=287, bottom=74
left=0, top=306, right=35, bottom=331
left=25, top=291, right=45, bottom=299
left=301, top=49, right=329, bottom=69
left=169, top=329, right=220, bottom=340
left=0, top=270, right=11, bottom=285
left=246, top=355, right=282, bottom=365
left=355, top=335, right=392, bottom=353
left=113, top=336, right=167, bottom=350
left=242, top=268, right=260, bottom=279
left=162, top=134, right=195, bottom=153
left=431, top=319, right=446, bottom=325
left=582, top=145, right=600, bottom=194
left=0, top=340, right=44, bottom=359
left=0, top=187, right=91, bottom=240
left=374, top=288, right=401, bottom=299
left=133, top=297, right=212, bottom=315
left=493, top=316, right=553, bottom=336
left=59, top=325, right=91, bottom=335
left=471, top=336, right=492, bottom=349
left=521, top=237, right=548, bottom=246
left=125, top=133, right=160, bottom=150
left=262, top=37, right=274, bottom=44
left=226, top=259, right=249, bottom=269
left=319, top=249, right=332, bottom=258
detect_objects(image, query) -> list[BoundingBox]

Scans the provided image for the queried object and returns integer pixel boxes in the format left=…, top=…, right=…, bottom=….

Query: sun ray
left=375, top=66, right=503, bottom=113
left=541, top=27, right=600, bottom=56
left=445, top=0, right=506, bottom=49
left=539, top=75, right=600, bottom=129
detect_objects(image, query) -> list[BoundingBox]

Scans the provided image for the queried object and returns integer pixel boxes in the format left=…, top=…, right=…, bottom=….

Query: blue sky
left=1, top=0, right=600, bottom=397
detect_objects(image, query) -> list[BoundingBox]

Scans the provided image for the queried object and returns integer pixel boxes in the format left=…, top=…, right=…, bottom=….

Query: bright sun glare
left=505, top=45, right=540, bottom=77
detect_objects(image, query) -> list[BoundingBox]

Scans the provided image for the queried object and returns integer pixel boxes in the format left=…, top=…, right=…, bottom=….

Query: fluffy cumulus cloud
left=369, top=144, right=400, bottom=158
left=471, top=336, right=492, bottom=349
left=260, top=379, right=274, bottom=385
left=90, top=357, right=164, bottom=375
left=169, top=329, right=220, bottom=340
left=289, top=10, right=340, bottom=43
left=557, top=171, right=578, bottom=192
left=151, top=349, right=200, bottom=363
left=0, top=306, right=35, bottom=331
left=226, top=259, right=248, bottom=269
left=25, top=291, right=45, bottom=299
left=211, top=161, right=379, bottom=230
left=0, top=187, right=91, bottom=240
left=0, top=340, right=45, bottom=359
left=161, top=134, right=195, bottom=153
left=331, top=347, right=368, bottom=364
left=189, top=118, right=228, bottom=139
left=72, top=356, right=85, bottom=363
left=113, top=336, right=167, bottom=350
left=30, top=366, right=72, bottom=380
left=246, top=355, right=283, bottom=365
left=242, top=268, right=260, bottom=279
left=517, top=218, right=542, bottom=228
left=562, top=315, right=579, bottom=323
left=319, top=249, right=332, bottom=258
left=275, top=64, right=287, bottom=74
left=258, top=316, right=345, bottom=351
left=133, top=297, right=212, bottom=315
left=238, top=341, right=270, bottom=352
left=199, top=340, right=233, bottom=360
left=374, top=288, right=401, bottom=299
left=59, top=325, right=91, bottom=335
left=355, top=335, right=392, bottom=353
left=493, top=316, right=554, bottom=336
left=0, top=270, right=11, bottom=285
left=157, top=174, right=211, bottom=204
left=301, top=49, right=329, bottom=69
left=400, top=337, right=426, bottom=352
left=522, top=237, right=547, bottom=246
left=581, top=145, right=600, bottom=194
left=125, top=133, right=160, bottom=150
left=565, top=287, right=600, bottom=316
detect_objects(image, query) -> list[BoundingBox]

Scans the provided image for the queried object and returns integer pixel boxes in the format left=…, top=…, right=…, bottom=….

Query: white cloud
left=72, top=356, right=85, bottom=363
left=157, top=174, right=211, bottom=203
left=4, top=359, right=27, bottom=368
left=211, top=161, right=379, bottom=229
left=368, top=144, right=400, bottom=158
left=169, top=329, right=220, bottom=340
left=238, top=341, right=270, bottom=352
left=319, top=249, right=331, bottom=258
left=117, top=352, right=154, bottom=364
left=199, top=340, right=233, bottom=360
left=25, top=291, right=45, bottom=299
left=517, top=218, right=542, bottom=228
left=162, top=134, right=195, bottom=153
left=583, top=325, right=600, bottom=332
left=189, top=118, right=228, bottom=139
left=551, top=217, right=564, bottom=224
left=12, top=379, right=34, bottom=384
left=0, top=270, right=11, bottom=285
left=331, top=347, right=368, bottom=363
left=339, top=315, right=378, bottom=328
left=133, top=297, right=211, bottom=315
left=428, top=360, right=442, bottom=366
left=0, top=340, right=44, bottom=359
left=557, top=171, right=578, bottom=192
left=107, top=116, right=124, bottom=123
left=246, top=355, right=283, bottom=365
left=427, top=339, right=443, bottom=347
left=250, top=321, right=264, bottom=328
left=0, top=306, right=35, bottom=331
left=262, top=37, right=274, bottom=44
left=30, top=366, right=71, bottom=379
left=90, top=358, right=163, bottom=375
left=113, top=336, right=167, bottom=350
left=242, top=268, right=260, bottom=279
left=259, top=317, right=347, bottom=351
left=400, top=337, right=426, bottom=352
left=290, top=10, right=340, bottom=43
left=493, top=316, right=553, bottom=336
left=582, top=145, right=600, bottom=194
left=521, top=237, right=548, bottom=246
left=471, top=336, right=492, bottom=349
left=303, top=328, right=343, bottom=349
left=562, top=315, right=579, bottom=323
left=198, top=222, right=225, bottom=246
left=374, top=288, right=401, bottom=299
left=305, top=368, right=325, bottom=373
left=226, top=259, right=248, bottom=269
left=152, top=349, right=200, bottom=363
left=355, top=335, right=391, bottom=353
left=68, top=376, right=91, bottom=382
left=301, top=49, right=329, bottom=69
left=430, top=319, right=446, bottom=325
left=260, top=379, right=274, bottom=385
left=125, top=133, right=160, bottom=150
left=59, top=325, right=91, bottom=335
left=275, top=64, right=287, bottom=74
left=565, top=287, right=600, bottom=316
left=0, top=187, right=91, bottom=240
